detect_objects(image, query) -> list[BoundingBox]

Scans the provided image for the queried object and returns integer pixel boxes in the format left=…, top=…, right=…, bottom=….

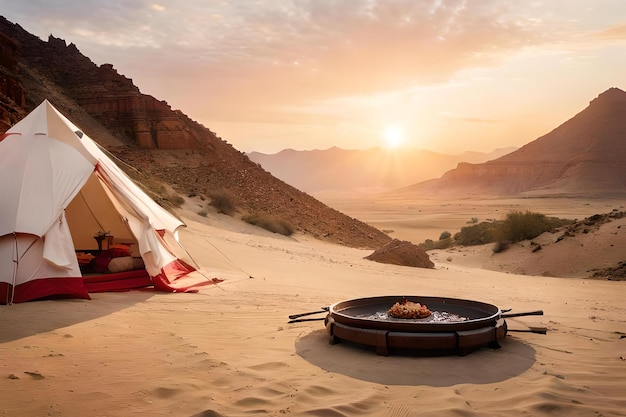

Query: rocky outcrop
left=0, top=30, right=26, bottom=132
left=10, top=26, right=205, bottom=150
left=365, top=239, right=434, bottom=268
left=0, top=17, right=209, bottom=150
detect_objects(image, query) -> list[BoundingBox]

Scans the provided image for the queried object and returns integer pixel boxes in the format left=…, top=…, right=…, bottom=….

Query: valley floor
left=1, top=197, right=625, bottom=416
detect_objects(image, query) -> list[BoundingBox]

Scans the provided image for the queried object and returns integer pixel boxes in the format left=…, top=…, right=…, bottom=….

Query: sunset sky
left=2, top=1, right=626, bottom=154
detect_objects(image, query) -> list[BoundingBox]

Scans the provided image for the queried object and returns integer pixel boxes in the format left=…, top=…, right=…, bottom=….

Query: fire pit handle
left=288, top=317, right=326, bottom=324
left=501, top=310, right=543, bottom=318
left=288, top=307, right=329, bottom=320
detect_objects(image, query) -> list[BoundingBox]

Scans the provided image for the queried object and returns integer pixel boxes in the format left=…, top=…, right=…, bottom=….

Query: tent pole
left=78, top=190, right=107, bottom=232
left=9, top=233, right=18, bottom=305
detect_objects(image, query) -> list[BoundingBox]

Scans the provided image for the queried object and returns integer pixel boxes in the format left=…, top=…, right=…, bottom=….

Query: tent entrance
left=66, top=172, right=152, bottom=292
left=66, top=173, right=137, bottom=252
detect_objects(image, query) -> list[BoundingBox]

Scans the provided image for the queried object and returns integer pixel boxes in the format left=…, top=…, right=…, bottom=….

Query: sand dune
left=1, top=198, right=625, bottom=416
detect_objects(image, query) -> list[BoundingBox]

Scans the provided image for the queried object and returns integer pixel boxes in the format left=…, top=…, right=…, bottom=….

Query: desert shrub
left=242, top=214, right=295, bottom=236
left=496, top=210, right=570, bottom=243
left=434, top=237, right=454, bottom=249
left=419, top=239, right=436, bottom=250
left=164, top=193, right=185, bottom=208
left=419, top=236, right=454, bottom=251
left=208, top=190, right=237, bottom=215
left=454, top=221, right=499, bottom=246
left=423, top=210, right=572, bottom=250
left=468, top=217, right=479, bottom=224
left=197, top=210, right=208, bottom=217
left=492, top=240, right=509, bottom=253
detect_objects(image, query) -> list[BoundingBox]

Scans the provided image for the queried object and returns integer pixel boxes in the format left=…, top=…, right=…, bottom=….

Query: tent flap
left=42, top=212, right=78, bottom=269
left=152, top=259, right=223, bottom=293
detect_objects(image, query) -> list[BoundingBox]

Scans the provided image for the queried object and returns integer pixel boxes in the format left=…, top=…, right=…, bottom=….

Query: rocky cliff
left=0, top=29, right=25, bottom=132
left=1, top=19, right=206, bottom=149
left=0, top=16, right=391, bottom=249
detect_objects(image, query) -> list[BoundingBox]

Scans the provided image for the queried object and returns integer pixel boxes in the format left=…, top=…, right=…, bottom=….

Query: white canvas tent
left=0, top=100, right=217, bottom=303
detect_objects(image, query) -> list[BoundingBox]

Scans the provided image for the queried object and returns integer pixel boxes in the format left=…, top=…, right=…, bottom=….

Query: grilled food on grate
left=388, top=298, right=432, bottom=319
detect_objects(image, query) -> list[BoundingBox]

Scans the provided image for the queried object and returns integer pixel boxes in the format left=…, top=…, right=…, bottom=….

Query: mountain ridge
left=0, top=16, right=391, bottom=249
left=248, top=146, right=517, bottom=193
left=394, top=87, right=626, bottom=198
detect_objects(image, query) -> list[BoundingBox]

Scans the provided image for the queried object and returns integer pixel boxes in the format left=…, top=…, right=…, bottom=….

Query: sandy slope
left=1, top=201, right=625, bottom=417
left=428, top=213, right=626, bottom=278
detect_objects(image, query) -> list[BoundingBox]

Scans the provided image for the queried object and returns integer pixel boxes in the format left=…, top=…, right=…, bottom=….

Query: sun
left=383, top=125, right=405, bottom=149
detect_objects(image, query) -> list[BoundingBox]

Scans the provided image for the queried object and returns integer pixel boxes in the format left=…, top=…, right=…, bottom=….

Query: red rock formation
left=0, top=30, right=26, bottom=131
left=43, top=35, right=207, bottom=149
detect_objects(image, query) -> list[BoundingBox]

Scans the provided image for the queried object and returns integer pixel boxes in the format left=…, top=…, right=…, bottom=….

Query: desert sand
left=1, top=196, right=626, bottom=417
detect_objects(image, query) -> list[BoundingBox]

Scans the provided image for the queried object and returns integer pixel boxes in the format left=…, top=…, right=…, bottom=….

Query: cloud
left=3, top=0, right=625, bottom=152
left=108, top=1, right=552, bottom=110
left=593, top=24, right=626, bottom=41
left=7, top=2, right=549, bottom=81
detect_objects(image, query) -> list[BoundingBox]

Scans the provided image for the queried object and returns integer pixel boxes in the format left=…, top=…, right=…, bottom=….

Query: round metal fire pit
left=324, top=296, right=508, bottom=356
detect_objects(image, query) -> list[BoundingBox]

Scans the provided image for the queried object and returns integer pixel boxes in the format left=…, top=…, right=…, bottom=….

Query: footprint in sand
left=153, top=386, right=183, bottom=399
left=190, top=410, right=225, bottom=417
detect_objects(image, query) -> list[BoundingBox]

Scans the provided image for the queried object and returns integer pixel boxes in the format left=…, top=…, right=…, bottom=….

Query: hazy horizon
left=2, top=1, right=625, bottom=154
left=245, top=143, right=517, bottom=155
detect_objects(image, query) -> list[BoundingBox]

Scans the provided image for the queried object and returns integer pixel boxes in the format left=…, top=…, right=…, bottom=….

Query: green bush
left=242, top=214, right=295, bottom=236
left=496, top=210, right=570, bottom=243
left=422, top=210, right=571, bottom=250
left=419, top=237, right=454, bottom=250
left=492, top=240, right=509, bottom=253
left=435, top=237, right=454, bottom=249
left=419, top=239, right=435, bottom=250
left=208, top=190, right=237, bottom=215
left=454, top=221, right=499, bottom=246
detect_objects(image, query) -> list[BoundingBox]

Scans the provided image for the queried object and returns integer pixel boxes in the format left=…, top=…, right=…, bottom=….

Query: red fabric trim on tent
left=82, top=263, right=222, bottom=294
left=83, top=269, right=152, bottom=293
left=151, top=259, right=223, bottom=293
left=0, top=132, right=20, bottom=142
left=0, top=278, right=91, bottom=304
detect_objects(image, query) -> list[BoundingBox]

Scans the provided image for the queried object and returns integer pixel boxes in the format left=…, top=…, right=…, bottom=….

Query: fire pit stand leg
left=326, top=317, right=339, bottom=345
left=375, top=332, right=389, bottom=356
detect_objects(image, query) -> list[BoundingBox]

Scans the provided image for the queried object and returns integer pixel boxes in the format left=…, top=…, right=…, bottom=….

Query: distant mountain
left=247, top=147, right=516, bottom=193
left=395, top=87, right=626, bottom=198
